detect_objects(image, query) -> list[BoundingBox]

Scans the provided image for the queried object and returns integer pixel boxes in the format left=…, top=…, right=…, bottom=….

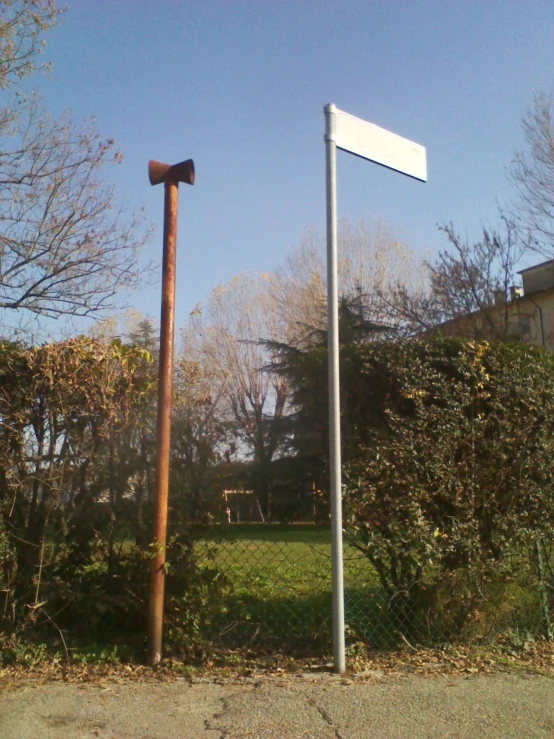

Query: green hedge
left=343, top=338, right=554, bottom=640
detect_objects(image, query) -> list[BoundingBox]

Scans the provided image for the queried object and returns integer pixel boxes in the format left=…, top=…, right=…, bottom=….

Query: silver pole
left=324, top=102, right=345, bottom=674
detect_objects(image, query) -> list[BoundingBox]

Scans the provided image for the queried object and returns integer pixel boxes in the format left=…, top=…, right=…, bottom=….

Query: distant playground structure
left=222, top=489, right=265, bottom=523
left=220, top=486, right=325, bottom=524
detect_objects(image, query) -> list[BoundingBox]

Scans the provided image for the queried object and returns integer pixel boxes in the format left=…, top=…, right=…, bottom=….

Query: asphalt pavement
left=2, top=672, right=554, bottom=738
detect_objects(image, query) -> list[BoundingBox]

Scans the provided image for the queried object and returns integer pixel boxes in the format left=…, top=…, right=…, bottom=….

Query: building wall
left=424, top=289, right=554, bottom=351
left=503, top=290, right=554, bottom=351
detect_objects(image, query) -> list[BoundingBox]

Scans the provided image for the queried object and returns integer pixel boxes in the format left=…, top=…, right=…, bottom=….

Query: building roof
left=518, top=258, right=554, bottom=297
left=518, top=257, right=554, bottom=275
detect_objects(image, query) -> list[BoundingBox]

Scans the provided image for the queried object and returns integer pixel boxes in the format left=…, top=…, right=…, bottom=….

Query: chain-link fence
left=188, top=522, right=554, bottom=657
left=343, top=539, right=552, bottom=649
left=191, top=524, right=333, bottom=653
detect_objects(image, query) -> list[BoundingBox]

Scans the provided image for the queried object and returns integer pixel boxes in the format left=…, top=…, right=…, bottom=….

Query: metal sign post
left=147, top=157, right=195, bottom=667
left=324, top=104, right=426, bottom=674
left=324, top=104, right=345, bottom=675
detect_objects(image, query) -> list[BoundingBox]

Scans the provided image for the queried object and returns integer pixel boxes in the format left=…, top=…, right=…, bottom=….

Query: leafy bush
left=342, top=338, right=554, bottom=639
left=0, top=337, right=228, bottom=663
left=0, top=532, right=227, bottom=665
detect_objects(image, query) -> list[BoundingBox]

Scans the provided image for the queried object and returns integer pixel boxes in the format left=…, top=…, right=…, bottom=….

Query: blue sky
left=37, top=0, right=554, bottom=332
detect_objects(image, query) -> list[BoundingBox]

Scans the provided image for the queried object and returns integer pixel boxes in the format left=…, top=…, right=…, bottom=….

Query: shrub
left=0, top=532, right=227, bottom=664
left=343, top=338, right=554, bottom=640
left=0, top=337, right=227, bottom=662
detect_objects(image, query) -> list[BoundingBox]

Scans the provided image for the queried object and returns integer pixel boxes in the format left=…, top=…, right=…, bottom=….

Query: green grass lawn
left=189, top=523, right=549, bottom=652
left=191, top=524, right=389, bottom=650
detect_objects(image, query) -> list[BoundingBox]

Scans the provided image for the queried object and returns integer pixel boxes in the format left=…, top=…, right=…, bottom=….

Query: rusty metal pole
left=147, top=158, right=194, bottom=666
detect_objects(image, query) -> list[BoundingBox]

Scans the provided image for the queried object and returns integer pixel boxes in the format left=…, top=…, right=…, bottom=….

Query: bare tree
left=0, top=105, right=151, bottom=322
left=271, top=218, right=428, bottom=346
left=181, top=272, right=290, bottom=515
left=171, top=354, right=228, bottom=517
left=0, top=2, right=152, bottom=331
left=388, top=216, right=525, bottom=339
left=510, top=90, right=554, bottom=256
left=0, top=1, right=61, bottom=88
left=177, top=220, right=432, bottom=518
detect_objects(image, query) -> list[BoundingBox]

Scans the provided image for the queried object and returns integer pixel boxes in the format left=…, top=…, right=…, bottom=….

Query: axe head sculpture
left=148, top=158, right=195, bottom=186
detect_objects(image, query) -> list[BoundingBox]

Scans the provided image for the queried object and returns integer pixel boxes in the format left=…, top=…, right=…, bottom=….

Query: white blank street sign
left=335, top=108, right=427, bottom=182
left=324, top=102, right=426, bottom=674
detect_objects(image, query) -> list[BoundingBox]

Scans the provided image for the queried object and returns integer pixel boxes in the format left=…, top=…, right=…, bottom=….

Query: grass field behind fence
left=193, top=524, right=391, bottom=650
left=191, top=523, right=548, bottom=652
